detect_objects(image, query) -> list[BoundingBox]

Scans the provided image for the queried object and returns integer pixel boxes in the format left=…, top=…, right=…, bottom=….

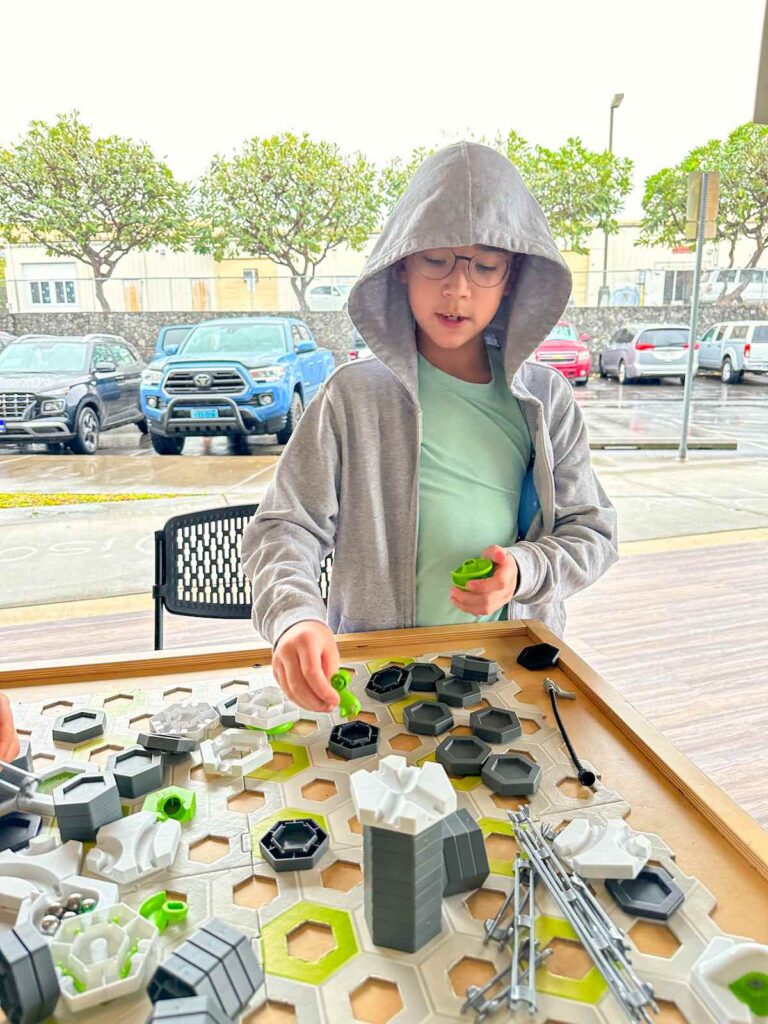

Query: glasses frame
left=411, top=248, right=512, bottom=288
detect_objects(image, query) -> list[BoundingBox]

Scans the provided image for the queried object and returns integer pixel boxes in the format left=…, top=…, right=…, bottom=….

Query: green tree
left=380, top=134, right=632, bottom=255
left=639, top=123, right=768, bottom=302
left=0, top=113, right=191, bottom=311
left=197, top=133, right=380, bottom=311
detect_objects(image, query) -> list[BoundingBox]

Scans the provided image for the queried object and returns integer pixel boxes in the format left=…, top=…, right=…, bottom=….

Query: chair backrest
left=155, top=504, right=332, bottom=620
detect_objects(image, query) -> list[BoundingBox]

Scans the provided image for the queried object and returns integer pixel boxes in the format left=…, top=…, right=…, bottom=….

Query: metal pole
left=678, top=174, right=709, bottom=460
left=601, top=106, right=615, bottom=295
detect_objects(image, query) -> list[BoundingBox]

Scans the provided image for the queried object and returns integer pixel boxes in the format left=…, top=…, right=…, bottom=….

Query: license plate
left=190, top=409, right=218, bottom=420
left=0, top=420, right=6, bottom=434
left=655, top=350, right=682, bottom=361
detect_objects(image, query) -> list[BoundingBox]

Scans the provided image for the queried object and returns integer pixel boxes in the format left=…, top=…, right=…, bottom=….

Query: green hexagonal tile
left=250, top=807, right=329, bottom=861
left=417, top=751, right=482, bottom=792
left=246, top=740, right=310, bottom=783
left=535, top=915, right=608, bottom=1003
left=365, top=655, right=414, bottom=674
left=477, top=817, right=517, bottom=876
left=261, top=900, right=358, bottom=984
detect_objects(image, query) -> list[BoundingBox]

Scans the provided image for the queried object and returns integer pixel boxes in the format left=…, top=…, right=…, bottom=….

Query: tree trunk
left=94, top=276, right=111, bottom=312
left=289, top=274, right=310, bottom=312
left=718, top=244, right=767, bottom=305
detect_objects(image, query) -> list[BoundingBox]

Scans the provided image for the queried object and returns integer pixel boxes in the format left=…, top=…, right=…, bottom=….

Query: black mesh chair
left=153, top=503, right=333, bottom=650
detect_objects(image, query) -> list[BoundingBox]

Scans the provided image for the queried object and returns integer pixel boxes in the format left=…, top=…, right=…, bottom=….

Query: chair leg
left=154, top=598, right=164, bottom=651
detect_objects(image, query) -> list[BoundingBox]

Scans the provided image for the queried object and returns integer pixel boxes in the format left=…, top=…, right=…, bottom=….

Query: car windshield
left=754, top=326, right=768, bottom=342
left=161, top=326, right=193, bottom=348
left=545, top=324, right=578, bottom=342
left=638, top=328, right=690, bottom=347
left=180, top=323, right=286, bottom=356
left=0, top=337, right=89, bottom=373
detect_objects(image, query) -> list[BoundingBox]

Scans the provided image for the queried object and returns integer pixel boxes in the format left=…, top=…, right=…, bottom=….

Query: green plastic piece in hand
left=331, top=670, right=361, bottom=719
left=451, top=557, right=495, bottom=590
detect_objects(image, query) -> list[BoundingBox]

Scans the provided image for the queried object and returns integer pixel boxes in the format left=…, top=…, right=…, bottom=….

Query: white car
left=306, top=282, right=353, bottom=311
left=700, top=269, right=768, bottom=304
left=697, top=320, right=768, bottom=383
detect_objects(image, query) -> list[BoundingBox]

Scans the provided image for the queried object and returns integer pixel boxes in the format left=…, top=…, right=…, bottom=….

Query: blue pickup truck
left=140, top=317, right=335, bottom=454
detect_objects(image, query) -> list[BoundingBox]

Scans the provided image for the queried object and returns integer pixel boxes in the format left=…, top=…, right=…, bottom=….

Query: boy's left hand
left=449, top=545, right=519, bottom=617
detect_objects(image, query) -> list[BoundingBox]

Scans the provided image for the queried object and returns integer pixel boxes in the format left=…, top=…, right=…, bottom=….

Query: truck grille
left=0, top=393, right=36, bottom=418
left=538, top=352, right=576, bottom=364
left=165, top=369, right=246, bottom=395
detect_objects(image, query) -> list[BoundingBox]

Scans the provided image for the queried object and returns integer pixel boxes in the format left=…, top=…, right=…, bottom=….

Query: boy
left=241, top=142, right=618, bottom=713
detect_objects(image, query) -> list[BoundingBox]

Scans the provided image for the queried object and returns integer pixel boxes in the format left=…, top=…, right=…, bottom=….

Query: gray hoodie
left=241, top=141, right=618, bottom=646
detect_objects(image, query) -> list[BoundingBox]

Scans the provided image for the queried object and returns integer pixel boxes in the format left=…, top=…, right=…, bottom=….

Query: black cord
left=547, top=687, right=596, bottom=788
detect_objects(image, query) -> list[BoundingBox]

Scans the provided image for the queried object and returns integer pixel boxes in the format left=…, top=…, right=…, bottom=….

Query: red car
left=531, top=321, right=592, bottom=386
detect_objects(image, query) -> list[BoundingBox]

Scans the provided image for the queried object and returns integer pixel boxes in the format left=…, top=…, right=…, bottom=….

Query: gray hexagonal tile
left=469, top=707, right=521, bottom=744
left=481, top=753, right=541, bottom=796
left=435, top=677, right=483, bottom=708
left=404, top=701, right=454, bottom=737
left=52, top=709, right=106, bottom=744
left=435, top=736, right=491, bottom=777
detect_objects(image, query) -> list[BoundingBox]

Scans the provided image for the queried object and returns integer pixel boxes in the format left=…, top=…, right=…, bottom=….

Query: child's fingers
left=282, top=648, right=332, bottom=712
left=296, top=643, right=338, bottom=711
left=0, top=698, right=18, bottom=762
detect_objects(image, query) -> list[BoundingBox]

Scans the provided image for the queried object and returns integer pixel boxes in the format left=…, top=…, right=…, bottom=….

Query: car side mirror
left=579, top=333, right=592, bottom=343
left=164, top=343, right=179, bottom=356
left=94, top=361, right=117, bottom=374
left=296, top=340, right=317, bottom=354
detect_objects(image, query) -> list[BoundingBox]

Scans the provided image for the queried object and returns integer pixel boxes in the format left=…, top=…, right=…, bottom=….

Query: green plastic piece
left=163, top=899, right=188, bottom=925
left=57, top=964, right=86, bottom=993
left=138, top=890, right=189, bottom=932
left=730, top=971, right=768, bottom=1015
left=451, top=557, right=494, bottom=590
left=143, top=786, right=196, bottom=823
left=245, top=721, right=295, bottom=736
left=119, top=943, right=139, bottom=980
left=261, top=900, right=358, bottom=984
left=331, top=670, right=361, bottom=719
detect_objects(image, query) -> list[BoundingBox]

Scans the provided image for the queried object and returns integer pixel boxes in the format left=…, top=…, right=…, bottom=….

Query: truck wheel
left=69, top=406, right=100, bottom=455
left=721, top=357, right=742, bottom=384
left=150, top=433, right=186, bottom=455
left=136, top=417, right=149, bottom=435
left=227, top=434, right=250, bottom=455
left=276, top=392, right=304, bottom=445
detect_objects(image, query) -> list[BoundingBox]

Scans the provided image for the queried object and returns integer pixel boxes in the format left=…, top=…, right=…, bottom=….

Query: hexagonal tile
left=227, top=789, right=265, bottom=815
left=469, top=707, right=521, bottom=744
left=247, top=741, right=310, bottom=784
left=52, top=709, right=106, bottom=744
left=435, top=677, right=483, bottom=708
left=404, top=700, right=454, bottom=736
left=233, top=874, right=279, bottom=910
left=188, top=835, right=230, bottom=864
left=365, top=666, right=411, bottom=704
left=287, top=921, right=335, bottom=961
left=261, top=901, right=358, bottom=984
left=435, top=735, right=490, bottom=776
left=251, top=808, right=329, bottom=862
left=106, top=745, right=163, bottom=799
left=481, top=753, right=541, bottom=796
left=349, top=978, right=403, bottom=1023
left=328, top=722, right=379, bottom=760
left=321, top=860, right=362, bottom=892
left=405, top=662, right=446, bottom=693
left=607, top=865, right=685, bottom=921
left=450, top=654, right=499, bottom=683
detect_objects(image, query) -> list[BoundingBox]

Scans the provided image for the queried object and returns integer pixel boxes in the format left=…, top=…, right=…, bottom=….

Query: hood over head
left=347, top=141, right=572, bottom=399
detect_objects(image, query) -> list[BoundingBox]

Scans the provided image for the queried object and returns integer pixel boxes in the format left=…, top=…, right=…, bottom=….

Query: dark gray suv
left=0, top=334, right=147, bottom=454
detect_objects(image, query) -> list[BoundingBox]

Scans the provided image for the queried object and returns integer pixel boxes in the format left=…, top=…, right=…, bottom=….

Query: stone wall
left=1, top=305, right=766, bottom=364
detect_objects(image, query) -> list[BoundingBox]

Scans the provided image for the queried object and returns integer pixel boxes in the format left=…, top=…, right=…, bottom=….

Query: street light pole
left=598, top=93, right=624, bottom=307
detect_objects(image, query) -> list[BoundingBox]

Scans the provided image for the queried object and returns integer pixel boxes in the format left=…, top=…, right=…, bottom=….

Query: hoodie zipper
left=409, top=406, right=423, bottom=626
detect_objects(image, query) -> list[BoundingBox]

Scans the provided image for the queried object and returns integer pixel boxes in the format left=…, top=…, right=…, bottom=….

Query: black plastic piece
left=435, top=676, right=483, bottom=708
left=450, top=654, right=499, bottom=683
left=435, top=735, right=491, bottom=776
left=442, top=808, right=490, bottom=896
left=517, top=642, right=560, bottom=671
left=216, top=692, right=246, bottom=729
left=404, top=701, right=454, bottom=736
left=545, top=684, right=596, bottom=788
left=481, top=753, right=541, bottom=796
left=259, top=818, right=330, bottom=872
left=606, top=866, right=685, bottom=921
left=52, top=710, right=106, bottom=745
left=405, top=662, right=446, bottom=693
left=0, top=813, right=42, bottom=854
left=328, top=722, right=380, bottom=760
left=365, top=666, right=412, bottom=704
left=469, top=707, right=522, bottom=744
left=0, top=922, right=59, bottom=1024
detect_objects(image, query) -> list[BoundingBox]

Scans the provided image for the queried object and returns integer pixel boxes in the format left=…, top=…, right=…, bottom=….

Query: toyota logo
left=194, top=373, right=213, bottom=388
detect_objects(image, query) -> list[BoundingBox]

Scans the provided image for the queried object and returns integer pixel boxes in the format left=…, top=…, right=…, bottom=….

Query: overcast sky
left=1, top=0, right=764, bottom=218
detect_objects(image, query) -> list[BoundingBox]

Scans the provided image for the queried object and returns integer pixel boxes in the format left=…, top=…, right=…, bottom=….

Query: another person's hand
left=273, top=621, right=341, bottom=713
left=0, top=693, right=20, bottom=763
left=449, top=544, right=519, bottom=617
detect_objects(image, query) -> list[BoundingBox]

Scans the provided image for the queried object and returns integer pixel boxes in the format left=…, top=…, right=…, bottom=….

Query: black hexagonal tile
left=0, top=811, right=42, bottom=853
left=216, top=694, right=246, bottom=729
left=435, top=735, right=491, bottom=776
left=469, top=707, right=522, bottom=744
left=106, top=745, right=164, bottom=799
left=435, top=676, right=483, bottom=708
left=328, top=721, right=380, bottom=760
left=259, top=818, right=329, bottom=872
left=52, top=709, right=106, bottom=744
left=481, top=753, right=541, bottom=795
left=606, top=866, right=685, bottom=921
left=404, top=701, right=454, bottom=736
left=406, top=662, right=447, bottom=693
left=450, top=654, right=500, bottom=683
left=516, top=642, right=560, bottom=671
left=365, top=666, right=412, bottom=704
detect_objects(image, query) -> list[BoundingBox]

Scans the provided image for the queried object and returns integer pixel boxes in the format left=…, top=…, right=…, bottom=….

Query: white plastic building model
left=553, top=818, right=652, bottom=879
left=51, top=902, right=158, bottom=1011
left=350, top=754, right=457, bottom=835
left=199, top=729, right=272, bottom=777
left=148, top=701, right=218, bottom=741
left=234, top=685, right=299, bottom=731
left=691, top=936, right=768, bottom=1024
left=84, top=811, right=181, bottom=885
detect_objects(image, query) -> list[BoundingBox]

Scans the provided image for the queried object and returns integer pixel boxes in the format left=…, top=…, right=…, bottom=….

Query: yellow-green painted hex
left=477, top=817, right=516, bottom=876
left=246, top=740, right=310, bottom=783
left=389, top=693, right=438, bottom=725
left=365, top=655, right=414, bottom=674
left=417, top=751, right=482, bottom=792
left=250, top=807, right=329, bottom=861
left=535, top=915, right=608, bottom=1003
left=261, top=900, right=358, bottom=984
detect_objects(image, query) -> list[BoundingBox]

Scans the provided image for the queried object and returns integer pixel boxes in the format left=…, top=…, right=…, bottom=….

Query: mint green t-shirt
left=415, top=345, right=532, bottom=626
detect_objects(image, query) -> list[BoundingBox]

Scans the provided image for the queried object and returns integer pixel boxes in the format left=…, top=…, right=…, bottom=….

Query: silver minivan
left=697, top=320, right=768, bottom=383
left=598, top=323, right=696, bottom=385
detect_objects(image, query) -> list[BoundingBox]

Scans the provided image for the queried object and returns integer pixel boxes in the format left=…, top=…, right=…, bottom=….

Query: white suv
left=697, top=320, right=768, bottom=383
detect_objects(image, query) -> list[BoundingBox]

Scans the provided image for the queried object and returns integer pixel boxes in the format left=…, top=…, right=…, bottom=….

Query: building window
left=243, top=269, right=259, bottom=292
left=29, top=279, right=77, bottom=306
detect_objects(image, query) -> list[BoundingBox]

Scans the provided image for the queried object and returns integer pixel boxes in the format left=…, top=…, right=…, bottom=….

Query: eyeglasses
left=411, top=248, right=511, bottom=288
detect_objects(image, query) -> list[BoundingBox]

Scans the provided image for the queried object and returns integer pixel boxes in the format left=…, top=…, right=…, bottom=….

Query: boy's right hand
left=0, top=692, right=20, bottom=763
left=273, top=621, right=341, bottom=713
